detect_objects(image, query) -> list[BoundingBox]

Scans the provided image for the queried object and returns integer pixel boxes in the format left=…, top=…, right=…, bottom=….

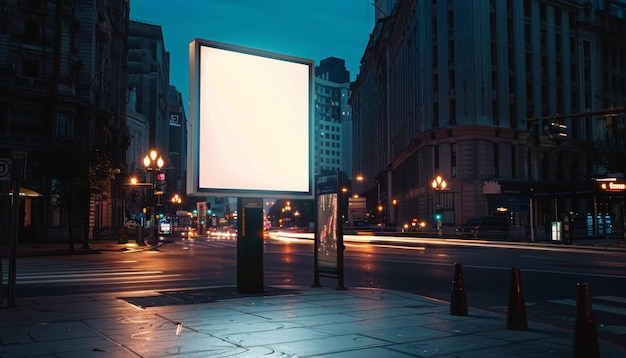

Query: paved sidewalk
left=0, top=284, right=624, bottom=357
left=1, top=238, right=624, bottom=357
left=0, top=285, right=614, bottom=357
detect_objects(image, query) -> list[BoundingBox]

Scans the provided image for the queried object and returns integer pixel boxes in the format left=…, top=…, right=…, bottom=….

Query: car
left=158, top=220, right=171, bottom=235
left=125, top=219, right=140, bottom=229
left=456, top=216, right=509, bottom=239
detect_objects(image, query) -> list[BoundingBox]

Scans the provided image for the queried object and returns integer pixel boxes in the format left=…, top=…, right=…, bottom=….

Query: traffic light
left=434, top=212, right=442, bottom=221
left=131, top=188, right=138, bottom=202
left=545, top=120, right=567, bottom=141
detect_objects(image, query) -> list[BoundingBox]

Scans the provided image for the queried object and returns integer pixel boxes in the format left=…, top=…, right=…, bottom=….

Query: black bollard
left=573, top=282, right=600, bottom=358
left=450, top=262, right=468, bottom=316
left=506, top=267, right=528, bottom=330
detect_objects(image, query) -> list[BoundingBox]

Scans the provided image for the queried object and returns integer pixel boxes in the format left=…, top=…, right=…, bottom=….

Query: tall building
left=126, top=20, right=174, bottom=225
left=0, top=0, right=130, bottom=242
left=351, top=0, right=626, bottom=238
left=314, top=57, right=352, bottom=178
left=127, top=20, right=170, bottom=161
left=167, top=84, right=187, bottom=201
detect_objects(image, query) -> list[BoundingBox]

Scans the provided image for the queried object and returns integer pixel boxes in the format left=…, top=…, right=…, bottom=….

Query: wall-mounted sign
left=600, top=181, right=626, bottom=192
left=0, top=158, right=10, bottom=181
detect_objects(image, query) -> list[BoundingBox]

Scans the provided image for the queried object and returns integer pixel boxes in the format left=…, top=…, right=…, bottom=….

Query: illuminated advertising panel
left=316, top=192, right=338, bottom=272
left=188, top=39, right=314, bottom=198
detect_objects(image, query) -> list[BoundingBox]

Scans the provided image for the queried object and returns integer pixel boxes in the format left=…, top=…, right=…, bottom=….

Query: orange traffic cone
left=506, top=267, right=528, bottom=330
left=573, top=282, right=600, bottom=358
left=450, top=262, right=468, bottom=316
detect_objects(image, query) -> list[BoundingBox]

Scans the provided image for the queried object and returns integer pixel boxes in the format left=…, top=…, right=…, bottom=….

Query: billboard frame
left=188, top=38, right=315, bottom=199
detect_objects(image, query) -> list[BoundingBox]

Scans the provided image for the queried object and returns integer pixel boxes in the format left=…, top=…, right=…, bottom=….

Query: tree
left=47, top=145, right=117, bottom=251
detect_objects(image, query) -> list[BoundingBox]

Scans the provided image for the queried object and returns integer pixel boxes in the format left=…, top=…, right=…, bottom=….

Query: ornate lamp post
left=144, top=150, right=164, bottom=244
left=431, top=175, right=447, bottom=237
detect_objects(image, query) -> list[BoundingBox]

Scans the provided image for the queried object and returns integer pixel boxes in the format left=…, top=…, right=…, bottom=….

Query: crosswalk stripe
left=18, top=273, right=182, bottom=284
left=549, top=298, right=626, bottom=316
left=1, top=260, right=186, bottom=286
left=596, top=296, right=626, bottom=304
left=16, top=270, right=162, bottom=279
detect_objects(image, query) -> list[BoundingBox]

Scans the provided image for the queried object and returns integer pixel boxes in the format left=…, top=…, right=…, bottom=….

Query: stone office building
left=0, top=0, right=130, bottom=243
left=351, top=0, right=626, bottom=239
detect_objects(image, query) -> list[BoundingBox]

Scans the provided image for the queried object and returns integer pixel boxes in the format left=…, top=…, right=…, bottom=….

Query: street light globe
left=432, top=175, right=447, bottom=190
left=143, top=155, right=151, bottom=167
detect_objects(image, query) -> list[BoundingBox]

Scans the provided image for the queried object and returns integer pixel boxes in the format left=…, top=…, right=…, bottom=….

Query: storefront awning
left=8, top=187, right=44, bottom=197
left=484, top=180, right=600, bottom=197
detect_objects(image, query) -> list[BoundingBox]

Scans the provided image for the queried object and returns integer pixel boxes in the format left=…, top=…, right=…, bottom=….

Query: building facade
left=0, top=0, right=130, bottom=243
left=351, top=0, right=626, bottom=239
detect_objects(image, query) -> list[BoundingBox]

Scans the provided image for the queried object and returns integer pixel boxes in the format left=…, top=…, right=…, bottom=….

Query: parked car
left=456, top=216, right=509, bottom=239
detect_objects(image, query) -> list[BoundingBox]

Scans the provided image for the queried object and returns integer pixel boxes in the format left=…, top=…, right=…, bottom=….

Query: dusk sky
left=129, top=0, right=376, bottom=106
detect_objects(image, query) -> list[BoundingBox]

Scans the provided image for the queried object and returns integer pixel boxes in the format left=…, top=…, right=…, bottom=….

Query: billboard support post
left=237, top=198, right=264, bottom=294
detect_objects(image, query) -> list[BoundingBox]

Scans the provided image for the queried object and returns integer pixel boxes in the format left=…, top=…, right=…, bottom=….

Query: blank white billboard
left=188, top=39, right=314, bottom=198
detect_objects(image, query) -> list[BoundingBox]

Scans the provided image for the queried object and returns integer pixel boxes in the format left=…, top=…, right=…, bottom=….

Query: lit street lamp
left=431, top=175, right=447, bottom=237
left=144, top=150, right=164, bottom=245
left=431, top=175, right=447, bottom=191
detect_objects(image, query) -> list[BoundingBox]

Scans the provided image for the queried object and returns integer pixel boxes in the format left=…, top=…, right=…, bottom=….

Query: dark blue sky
left=130, top=0, right=375, bottom=106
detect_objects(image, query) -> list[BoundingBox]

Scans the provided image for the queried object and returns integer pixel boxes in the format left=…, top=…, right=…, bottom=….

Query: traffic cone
left=573, top=282, right=600, bottom=358
left=506, top=267, right=528, bottom=330
left=450, top=262, right=468, bottom=316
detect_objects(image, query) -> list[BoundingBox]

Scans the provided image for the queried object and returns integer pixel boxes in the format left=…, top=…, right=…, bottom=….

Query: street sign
left=0, top=158, right=10, bottom=181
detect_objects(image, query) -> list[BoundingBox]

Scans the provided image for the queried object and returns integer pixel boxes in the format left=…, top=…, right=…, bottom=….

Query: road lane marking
left=519, top=255, right=549, bottom=260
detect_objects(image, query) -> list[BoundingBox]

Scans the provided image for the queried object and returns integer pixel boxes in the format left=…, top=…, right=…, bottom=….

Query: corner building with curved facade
left=350, top=0, right=626, bottom=240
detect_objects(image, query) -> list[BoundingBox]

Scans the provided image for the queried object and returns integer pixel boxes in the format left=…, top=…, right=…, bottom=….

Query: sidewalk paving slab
left=1, top=285, right=624, bottom=357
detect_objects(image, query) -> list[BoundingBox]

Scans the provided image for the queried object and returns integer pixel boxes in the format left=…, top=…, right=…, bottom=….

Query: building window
left=56, top=114, right=71, bottom=138
left=451, top=143, right=457, bottom=178
left=450, top=99, right=456, bottom=125
left=23, top=20, right=41, bottom=43
left=23, top=59, right=39, bottom=77
left=493, top=143, right=500, bottom=177
left=511, top=145, right=517, bottom=179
